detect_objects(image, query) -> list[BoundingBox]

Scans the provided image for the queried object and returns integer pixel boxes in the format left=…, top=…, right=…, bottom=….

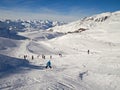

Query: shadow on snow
left=0, top=54, right=45, bottom=78
left=0, top=29, right=28, bottom=40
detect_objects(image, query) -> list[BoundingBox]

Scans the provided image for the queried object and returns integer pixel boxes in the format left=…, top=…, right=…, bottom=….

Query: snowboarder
left=45, top=60, right=52, bottom=69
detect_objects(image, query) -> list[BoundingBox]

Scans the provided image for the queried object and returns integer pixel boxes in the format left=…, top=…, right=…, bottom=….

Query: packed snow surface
left=0, top=11, right=120, bottom=90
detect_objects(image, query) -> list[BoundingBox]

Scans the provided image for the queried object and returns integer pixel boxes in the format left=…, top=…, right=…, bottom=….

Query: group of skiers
left=23, top=55, right=34, bottom=60
left=22, top=50, right=90, bottom=69
left=23, top=54, right=53, bottom=69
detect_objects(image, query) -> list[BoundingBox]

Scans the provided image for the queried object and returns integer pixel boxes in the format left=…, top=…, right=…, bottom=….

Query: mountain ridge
left=48, top=11, right=120, bottom=33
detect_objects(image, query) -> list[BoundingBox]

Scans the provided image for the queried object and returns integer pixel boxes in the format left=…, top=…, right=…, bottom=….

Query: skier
left=59, top=53, right=62, bottom=57
left=50, top=55, right=52, bottom=59
left=24, top=55, right=26, bottom=59
left=87, top=50, right=90, bottom=54
left=32, top=55, right=34, bottom=60
left=45, top=60, right=52, bottom=69
left=43, top=55, right=45, bottom=59
left=42, top=54, right=45, bottom=59
left=24, top=55, right=27, bottom=59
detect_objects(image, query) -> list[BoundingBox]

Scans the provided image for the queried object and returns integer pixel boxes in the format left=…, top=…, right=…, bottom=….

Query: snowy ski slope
left=0, top=11, right=120, bottom=90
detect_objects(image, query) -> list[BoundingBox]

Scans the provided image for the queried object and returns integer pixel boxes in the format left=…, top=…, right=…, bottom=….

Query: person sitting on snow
left=45, top=60, right=52, bottom=69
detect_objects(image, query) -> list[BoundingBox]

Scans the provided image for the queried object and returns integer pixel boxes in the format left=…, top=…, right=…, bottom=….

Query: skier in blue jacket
left=45, top=60, right=52, bottom=69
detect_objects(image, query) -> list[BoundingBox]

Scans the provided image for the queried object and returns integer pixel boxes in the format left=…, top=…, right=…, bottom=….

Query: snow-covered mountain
left=0, top=19, right=65, bottom=39
left=0, top=19, right=65, bottom=32
left=49, top=11, right=120, bottom=33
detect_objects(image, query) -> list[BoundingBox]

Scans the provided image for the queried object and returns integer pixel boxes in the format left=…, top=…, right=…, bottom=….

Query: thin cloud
left=0, top=8, right=80, bottom=22
left=0, top=0, right=104, bottom=22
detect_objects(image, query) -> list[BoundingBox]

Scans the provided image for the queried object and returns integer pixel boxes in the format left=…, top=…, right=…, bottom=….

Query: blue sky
left=0, top=0, right=120, bottom=22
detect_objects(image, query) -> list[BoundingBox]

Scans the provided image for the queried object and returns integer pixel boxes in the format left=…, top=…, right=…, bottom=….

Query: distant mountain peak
left=0, top=19, right=66, bottom=32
